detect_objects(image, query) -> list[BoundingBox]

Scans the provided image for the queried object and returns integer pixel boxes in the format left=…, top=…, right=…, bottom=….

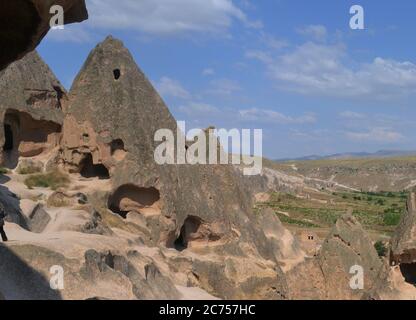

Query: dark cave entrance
left=80, top=154, right=110, bottom=180
left=113, top=69, right=121, bottom=80
left=174, top=216, right=202, bottom=251
left=400, top=263, right=416, bottom=286
left=108, top=184, right=161, bottom=219
left=2, top=109, right=62, bottom=168
left=3, top=124, right=13, bottom=151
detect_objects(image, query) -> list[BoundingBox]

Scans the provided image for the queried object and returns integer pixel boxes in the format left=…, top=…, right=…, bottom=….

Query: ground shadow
left=0, top=245, right=62, bottom=300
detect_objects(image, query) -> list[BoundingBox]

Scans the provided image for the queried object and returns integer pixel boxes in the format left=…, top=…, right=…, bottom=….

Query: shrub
left=24, top=170, right=70, bottom=190
left=374, top=241, right=387, bottom=257
left=0, top=167, right=9, bottom=175
left=383, top=211, right=401, bottom=226
left=18, top=166, right=42, bottom=175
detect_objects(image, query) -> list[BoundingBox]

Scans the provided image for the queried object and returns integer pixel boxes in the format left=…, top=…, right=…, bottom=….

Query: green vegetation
left=0, top=167, right=9, bottom=174
left=255, top=190, right=407, bottom=234
left=18, top=166, right=42, bottom=175
left=24, top=171, right=70, bottom=190
left=374, top=241, right=387, bottom=257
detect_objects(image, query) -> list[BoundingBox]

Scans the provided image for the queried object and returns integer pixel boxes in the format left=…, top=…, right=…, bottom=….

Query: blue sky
left=37, top=0, right=416, bottom=159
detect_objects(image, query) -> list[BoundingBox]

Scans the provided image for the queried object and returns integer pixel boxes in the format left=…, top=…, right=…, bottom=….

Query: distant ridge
left=276, top=150, right=416, bottom=162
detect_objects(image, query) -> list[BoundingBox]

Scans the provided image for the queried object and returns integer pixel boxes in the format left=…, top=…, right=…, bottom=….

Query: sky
left=37, top=0, right=416, bottom=159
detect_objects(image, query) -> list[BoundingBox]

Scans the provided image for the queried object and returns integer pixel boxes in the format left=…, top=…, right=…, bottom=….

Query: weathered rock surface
left=0, top=51, right=65, bottom=169
left=391, top=192, right=416, bottom=265
left=0, top=0, right=88, bottom=71
left=0, top=37, right=301, bottom=300
left=365, top=193, right=416, bottom=299
left=287, top=211, right=383, bottom=300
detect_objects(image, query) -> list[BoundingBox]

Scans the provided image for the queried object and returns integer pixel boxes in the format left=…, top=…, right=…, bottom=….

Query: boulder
left=28, top=204, right=51, bottom=233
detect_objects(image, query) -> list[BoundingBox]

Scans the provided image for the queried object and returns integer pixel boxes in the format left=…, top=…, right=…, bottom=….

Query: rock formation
left=0, top=0, right=88, bottom=71
left=365, top=193, right=416, bottom=299
left=1, top=33, right=410, bottom=300
left=287, top=211, right=383, bottom=300
left=0, top=38, right=304, bottom=300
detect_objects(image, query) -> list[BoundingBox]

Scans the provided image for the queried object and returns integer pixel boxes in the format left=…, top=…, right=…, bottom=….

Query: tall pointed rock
left=0, top=51, right=65, bottom=168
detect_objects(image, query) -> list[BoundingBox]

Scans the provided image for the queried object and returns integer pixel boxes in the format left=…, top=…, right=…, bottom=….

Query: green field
left=255, top=190, right=407, bottom=235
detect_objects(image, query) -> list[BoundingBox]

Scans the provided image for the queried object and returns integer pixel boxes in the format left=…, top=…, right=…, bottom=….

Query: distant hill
left=276, top=150, right=416, bottom=162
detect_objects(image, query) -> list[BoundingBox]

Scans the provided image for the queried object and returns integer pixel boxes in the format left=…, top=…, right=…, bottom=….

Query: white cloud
left=297, top=25, right=327, bottom=41
left=339, top=111, right=366, bottom=119
left=248, top=41, right=416, bottom=99
left=45, top=24, right=92, bottom=43
left=207, top=78, right=242, bottom=96
left=345, top=127, right=404, bottom=143
left=88, top=0, right=249, bottom=36
left=202, top=68, right=215, bottom=76
left=156, top=77, right=191, bottom=99
left=239, top=108, right=317, bottom=124
left=178, top=102, right=221, bottom=116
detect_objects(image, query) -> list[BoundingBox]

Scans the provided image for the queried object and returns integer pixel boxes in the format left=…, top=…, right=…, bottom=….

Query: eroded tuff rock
left=287, top=211, right=383, bottom=300
left=391, top=192, right=416, bottom=266
left=58, top=36, right=297, bottom=299
left=0, top=37, right=304, bottom=300
left=0, top=51, right=65, bottom=169
left=0, top=0, right=88, bottom=71
left=365, top=193, right=416, bottom=299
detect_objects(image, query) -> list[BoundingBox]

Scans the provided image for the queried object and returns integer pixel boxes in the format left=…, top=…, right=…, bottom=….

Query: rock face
left=0, top=0, right=88, bottom=71
left=287, top=211, right=383, bottom=300
left=0, top=51, right=65, bottom=169
left=60, top=36, right=294, bottom=299
left=391, top=192, right=416, bottom=266
left=0, top=37, right=302, bottom=300
left=365, top=193, right=416, bottom=299
left=318, top=212, right=383, bottom=299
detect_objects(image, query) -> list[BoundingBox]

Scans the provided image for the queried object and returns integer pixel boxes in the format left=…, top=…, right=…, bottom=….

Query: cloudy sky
left=38, top=0, right=416, bottom=159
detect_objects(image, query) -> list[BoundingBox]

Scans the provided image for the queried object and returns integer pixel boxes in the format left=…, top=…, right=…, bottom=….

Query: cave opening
left=113, top=69, right=121, bottom=80
left=110, top=139, right=126, bottom=161
left=2, top=110, right=61, bottom=168
left=108, top=184, right=160, bottom=219
left=400, top=263, right=416, bottom=286
left=174, top=216, right=202, bottom=252
left=80, top=153, right=110, bottom=180
left=3, top=124, right=13, bottom=151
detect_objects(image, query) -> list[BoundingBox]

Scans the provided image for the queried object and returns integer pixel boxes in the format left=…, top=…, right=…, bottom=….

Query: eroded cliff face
left=2, top=34, right=412, bottom=300
left=0, top=0, right=88, bottom=71
left=0, top=39, right=302, bottom=300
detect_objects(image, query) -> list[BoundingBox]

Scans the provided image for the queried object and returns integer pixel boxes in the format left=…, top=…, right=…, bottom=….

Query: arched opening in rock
left=80, top=153, right=110, bottom=180
left=174, top=216, right=203, bottom=251
left=108, top=184, right=160, bottom=219
left=400, top=263, right=416, bottom=285
left=113, top=69, right=121, bottom=80
left=2, top=110, right=61, bottom=168
left=110, top=139, right=126, bottom=161
left=3, top=124, right=13, bottom=151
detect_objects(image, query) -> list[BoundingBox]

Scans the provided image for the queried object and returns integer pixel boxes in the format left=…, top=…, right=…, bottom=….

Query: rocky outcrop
left=390, top=192, right=416, bottom=266
left=0, top=0, right=88, bottom=71
left=287, top=211, right=383, bottom=300
left=0, top=36, right=302, bottom=300
left=365, top=193, right=416, bottom=299
left=317, top=212, right=383, bottom=299
left=57, top=36, right=294, bottom=299
left=0, top=51, right=65, bottom=168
